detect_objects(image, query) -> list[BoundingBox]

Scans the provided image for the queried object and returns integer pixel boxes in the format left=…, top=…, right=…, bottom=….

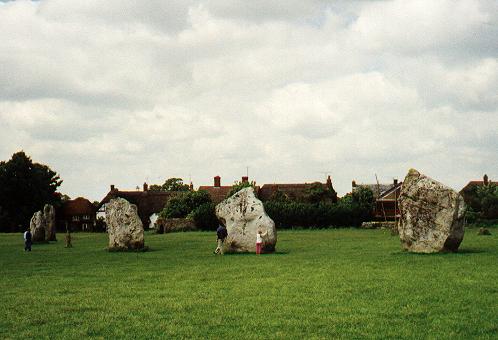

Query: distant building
left=97, top=183, right=179, bottom=228
left=57, top=197, right=97, bottom=231
left=460, top=174, right=496, bottom=211
left=352, top=179, right=402, bottom=221
left=198, top=176, right=238, bottom=204
left=259, top=176, right=336, bottom=202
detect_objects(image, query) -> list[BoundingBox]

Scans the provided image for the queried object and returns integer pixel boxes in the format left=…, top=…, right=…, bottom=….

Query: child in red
left=256, top=230, right=267, bottom=255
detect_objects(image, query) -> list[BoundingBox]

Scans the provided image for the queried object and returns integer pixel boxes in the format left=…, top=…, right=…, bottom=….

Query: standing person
left=214, top=222, right=228, bottom=255
left=23, top=229, right=32, bottom=251
left=256, top=230, right=267, bottom=255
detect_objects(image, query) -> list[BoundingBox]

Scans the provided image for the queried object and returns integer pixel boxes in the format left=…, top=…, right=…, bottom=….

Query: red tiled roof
left=460, top=180, right=497, bottom=192
left=62, top=197, right=96, bottom=216
left=198, top=186, right=232, bottom=204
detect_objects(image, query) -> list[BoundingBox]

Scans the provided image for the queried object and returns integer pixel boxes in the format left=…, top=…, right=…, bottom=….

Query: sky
left=0, top=0, right=497, bottom=201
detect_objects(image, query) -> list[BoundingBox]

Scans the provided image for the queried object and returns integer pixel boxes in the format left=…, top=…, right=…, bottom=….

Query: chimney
left=214, top=176, right=221, bottom=187
left=326, top=175, right=332, bottom=190
left=484, top=174, right=489, bottom=186
left=242, top=176, right=249, bottom=183
left=143, top=182, right=148, bottom=191
left=393, top=179, right=398, bottom=186
left=352, top=180, right=356, bottom=188
left=189, top=182, right=194, bottom=191
left=110, top=184, right=115, bottom=191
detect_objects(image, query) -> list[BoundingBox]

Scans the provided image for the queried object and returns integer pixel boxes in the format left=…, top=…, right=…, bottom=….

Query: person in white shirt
left=23, top=229, right=32, bottom=251
left=256, top=229, right=267, bottom=255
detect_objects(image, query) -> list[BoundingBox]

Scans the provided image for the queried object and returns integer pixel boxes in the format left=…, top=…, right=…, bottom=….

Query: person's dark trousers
left=24, top=241, right=32, bottom=251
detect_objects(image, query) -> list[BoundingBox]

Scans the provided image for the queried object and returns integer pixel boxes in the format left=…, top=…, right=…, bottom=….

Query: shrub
left=264, top=197, right=371, bottom=229
left=160, top=190, right=211, bottom=219
left=188, top=203, right=219, bottom=231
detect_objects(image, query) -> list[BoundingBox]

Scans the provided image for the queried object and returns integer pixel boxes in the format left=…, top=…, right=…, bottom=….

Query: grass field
left=1, top=228, right=497, bottom=339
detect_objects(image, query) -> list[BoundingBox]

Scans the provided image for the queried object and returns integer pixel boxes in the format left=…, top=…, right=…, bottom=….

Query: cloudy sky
left=1, top=0, right=497, bottom=201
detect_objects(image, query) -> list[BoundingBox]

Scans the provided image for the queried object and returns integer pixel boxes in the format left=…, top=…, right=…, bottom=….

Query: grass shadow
left=391, top=247, right=486, bottom=256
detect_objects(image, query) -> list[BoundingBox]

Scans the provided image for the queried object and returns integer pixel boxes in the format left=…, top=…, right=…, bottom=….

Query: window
left=72, top=216, right=80, bottom=222
left=82, top=223, right=88, bottom=230
left=83, top=215, right=91, bottom=220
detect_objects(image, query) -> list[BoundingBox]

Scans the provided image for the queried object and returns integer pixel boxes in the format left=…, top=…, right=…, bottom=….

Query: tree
left=303, top=182, right=338, bottom=204
left=227, top=180, right=257, bottom=198
left=476, top=183, right=498, bottom=219
left=0, top=151, right=62, bottom=232
left=149, top=178, right=190, bottom=192
left=160, top=190, right=212, bottom=219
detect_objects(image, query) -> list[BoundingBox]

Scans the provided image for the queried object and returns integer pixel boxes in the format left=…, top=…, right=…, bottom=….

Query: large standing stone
left=398, top=169, right=466, bottom=253
left=30, top=211, right=46, bottom=243
left=215, top=187, right=277, bottom=253
left=29, top=204, right=56, bottom=243
left=44, top=204, right=56, bottom=241
left=106, top=198, right=145, bottom=251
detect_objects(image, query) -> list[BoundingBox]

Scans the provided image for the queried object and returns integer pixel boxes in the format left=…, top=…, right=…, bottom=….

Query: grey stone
left=29, top=204, right=56, bottom=243
left=105, top=198, right=145, bottom=250
left=398, top=169, right=466, bottom=253
left=216, top=187, right=277, bottom=253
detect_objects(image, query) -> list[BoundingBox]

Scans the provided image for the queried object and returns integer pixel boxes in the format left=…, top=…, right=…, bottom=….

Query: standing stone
left=30, top=211, right=46, bottom=243
left=216, top=187, right=277, bottom=253
left=105, top=198, right=145, bottom=250
left=44, top=204, right=56, bottom=241
left=398, top=169, right=466, bottom=253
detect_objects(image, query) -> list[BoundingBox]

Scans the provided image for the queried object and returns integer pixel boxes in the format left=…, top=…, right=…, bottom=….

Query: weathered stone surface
left=215, top=187, right=277, bottom=253
left=29, top=204, right=56, bottom=243
left=106, top=198, right=145, bottom=250
left=398, top=169, right=466, bottom=253
left=30, top=211, right=46, bottom=243
left=155, top=218, right=197, bottom=234
left=44, top=204, right=56, bottom=241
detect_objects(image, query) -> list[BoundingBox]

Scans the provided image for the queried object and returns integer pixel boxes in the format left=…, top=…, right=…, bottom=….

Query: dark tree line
left=0, top=151, right=62, bottom=232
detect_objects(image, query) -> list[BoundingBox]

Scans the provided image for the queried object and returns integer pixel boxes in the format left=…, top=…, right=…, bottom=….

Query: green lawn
left=0, top=228, right=497, bottom=339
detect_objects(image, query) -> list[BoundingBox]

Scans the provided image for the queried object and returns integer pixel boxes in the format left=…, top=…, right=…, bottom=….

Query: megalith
left=216, top=187, right=277, bottom=253
left=44, top=204, right=56, bottom=241
left=30, top=211, right=47, bottom=243
left=105, top=198, right=145, bottom=251
left=29, top=204, right=56, bottom=243
left=398, top=169, right=466, bottom=253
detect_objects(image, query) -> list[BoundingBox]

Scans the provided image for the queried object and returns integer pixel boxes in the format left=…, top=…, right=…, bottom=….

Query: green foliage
left=227, top=180, right=257, bottom=198
left=187, top=202, right=219, bottom=231
left=160, top=190, right=212, bottom=219
left=352, top=186, right=375, bottom=211
left=303, top=182, right=338, bottom=204
left=476, top=183, right=498, bottom=219
left=149, top=178, right=190, bottom=192
left=264, top=198, right=370, bottom=229
left=0, top=151, right=62, bottom=232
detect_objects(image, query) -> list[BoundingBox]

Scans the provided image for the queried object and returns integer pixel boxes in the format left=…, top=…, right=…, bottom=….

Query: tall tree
left=149, top=178, right=190, bottom=192
left=0, top=151, right=62, bottom=232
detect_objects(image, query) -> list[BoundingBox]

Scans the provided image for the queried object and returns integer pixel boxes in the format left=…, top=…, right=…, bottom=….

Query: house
left=198, top=176, right=240, bottom=204
left=259, top=176, right=336, bottom=202
left=97, top=183, right=179, bottom=228
left=460, top=174, right=496, bottom=210
left=57, top=197, right=97, bottom=231
left=352, top=179, right=402, bottom=220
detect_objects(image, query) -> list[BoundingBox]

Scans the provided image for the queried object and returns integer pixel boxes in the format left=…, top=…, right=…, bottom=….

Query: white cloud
left=0, top=0, right=497, bottom=200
